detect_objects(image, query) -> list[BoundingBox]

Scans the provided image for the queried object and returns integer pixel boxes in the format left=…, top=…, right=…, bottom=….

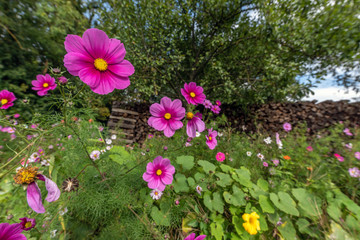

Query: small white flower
left=150, top=189, right=163, bottom=200
left=105, top=139, right=112, bottom=145
left=264, top=137, right=272, bottom=144
left=141, top=152, right=146, bottom=156
left=28, top=152, right=40, bottom=163
left=106, top=145, right=112, bottom=151
left=100, top=149, right=106, bottom=153
left=90, top=150, right=101, bottom=160
left=185, top=142, right=192, bottom=147
left=246, top=151, right=252, bottom=157
left=59, top=207, right=68, bottom=216
left=196, top=132, right=201, bottom=137
left=111, top=134, right=117, bottom=140
left=257, top=153, right=264, bottom=160
left=41, top=159, right=50, bottom=166
left=196, top=185, right=203, bottom=195
left=218, top=132, right=223, bottom=137
left=50, top=230, right=57, bottom=238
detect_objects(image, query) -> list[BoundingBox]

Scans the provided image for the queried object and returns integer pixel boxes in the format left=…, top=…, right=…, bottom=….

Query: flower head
left=242, top=212, right=260, bottom=235
left=19, top=217, right=36, bottom=231
left=32, top=74, right=57, bottom=96
left=216, top=152, right=225, bottom=162
left=64, top=28, right=135, bottom=95
left=13, top=166, right=60, bottom=213
left=0, top=223, right=26, bottom=240
left=181, top=82, right=206, bottom=105
left=343, top=128, right=353, bottom=136
left=186, top=112, right=205, bottom=138
left=345, top=143, right=352, bottom=149
left=111, top=134, right=117, bottom=140
left=203, top=100, right=212, bottom=109
left=283, top=155, right=291, bottom=160
left=196, top=185, right=203, bottom=195
left=150, top=189, right=163, bottom=200
left=184, top=233, right=207, bottom=240
left=334, top=153, right=344, bottom=162
left=275, top=133, right=283, bottom=149
left=272, top=159, right=279, bottom=166
left=246, top=151, right=252, bottom=157
left=206, top=128, right=218, bottom=150
left=306, top=146, right=313, bottom=152
left=196, top=131, right=201, bottom=137
left=143, top=156, right=175, bottom=191
left=211, top=105, right=221, bottom=114
left=58, top=76, right=68, bottom=84
left=14, top=113, right=20, bottom=118
left=90, top=150, right=100, bottom=160
left=62, top=178, right=79, bottom=192
left=257, top=153, right=264, bottom=160
left=215, top=100, right=221, bottom=106
left=148, top=97, right=185, bottom=137
left=355, top=152, right=360, bottom=160
left=283, top=122, right=292, bottom=132
left=0, top=90, right=16, bottom=110
left=348, top=167, right=360, bottom=178
left=263, top=162, right=268, bottom=167
left=264, top=137, right=272, bottom=144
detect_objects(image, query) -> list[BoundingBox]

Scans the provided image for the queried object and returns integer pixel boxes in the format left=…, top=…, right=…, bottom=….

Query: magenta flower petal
left=64, top=34, right=89, bottom=56
left=31, top=74, right=57, bottom=96
left=0, top=90, right=16, bottom=110
left=38, top=174, right=61, bottom=202
left=0, top=223, right=26, bottom=240
left=161, top=173, right=173, bottom=185
left=143, top=172, right=153, bottom=182
left=150, top=103, right=165, bottom=117
left=195, top=235, right=207, bottom=240
left=160, top=97, right=172, bottom=110
left=27, top=182, right=45, bottom=213
left=169, top=119, right=183, bottom=131
left=181, top=82, right=206, bottom=105
left=146, top=162, right=155, bottom=174
left=82, top=28, right=109, bottom=58
left=164, top=127, right=175, bottom=137
left=64, top=52, right=93, bottom=76
left=78, top=67, right=101, bottom=88
left=148, top=177, right=161, bottom=189
left=105, top=39, right=126, bottom=63
left=148, top=117, right=167, bottom=131
left=184, top=233, right=195, bottom=240
left=108, top=60, right=135, bottom=77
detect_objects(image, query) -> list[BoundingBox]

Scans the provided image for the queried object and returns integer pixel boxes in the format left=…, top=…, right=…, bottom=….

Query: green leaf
left=220, top=164, right=233, bottom=173
left=257, top=178, right=269, bottom=192
left=173, top=173, right=189, bottom=193
left=194, top=172, right=206, bottom=182
left=108, top=146, right=131, bottom=165
left=292, top=188, right=321, bottom=217
left=233, top=216, right=245, bottom=236
left=278, top=219, right=296, bottom=240
left=176, top=155, right=195, bottom=171
left=150, top=206, right=170, bottom=226
left=232, top=167, right=252, bottom=188
left=259, top=195, right=275, bottom=213
left=296, top=218, right=318, bottom=237
left=270, top=192, right=299, bottom=216
left=204, top=192, right=224, bottom=214
left=198, top=160, right=216, bottom=174
left=210, top=214, right=225, bottom=240
left=215, top=172, right=233, bottom=187
left=187, top=177, right=196, bottom=188
left=223, top=185, right=246, bottom=207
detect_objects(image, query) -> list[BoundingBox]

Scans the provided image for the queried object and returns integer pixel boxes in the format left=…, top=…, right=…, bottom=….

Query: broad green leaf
left=176, top=155, right=195, bottom=171
left=108, top=146, right=131, bottom=165
left=257, top=178, right=269, bottom=192
left=259, top=195, right=275, bottom=213
left=270, top=192, right=299, bottom=216
left=278, top=219, right=296, bottom=240
left=173, top=173, right=189, bottom=193
left=215, top=172, right=233, bottom=187
left=150, top=206, right=170, bottom=226
left=187, top=177, right=196, bottom=188
left=198, top=160, right=216, bottom=174
left=194, top=172, right=206, bottom=182
left=210, top=214, right=225, bottom=240
left=232, top=167, right=252, bottom=188
left=223, top=185, right=246, bottom=207
left=292, top=188, right=321, bottom=217
left=204, top=192, right=224, bottom=214
left=220, top=164, right=234, bottom=173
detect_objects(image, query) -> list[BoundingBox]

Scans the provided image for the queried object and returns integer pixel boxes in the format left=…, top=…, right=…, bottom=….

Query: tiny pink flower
left=99, top=126, right=104, bottom=131
left=206, top=128, right=218, bottom=150
left=196, top=185, right=203, bottom=195
left=68, top=135, right=72, bottom=140
left=14, top=113, right=20, bottom=118
left=355, top=152, right=360, bottom=160
left=306, top=146, right=313, bottom=152
left=147, top=134, right=154, bottom=139
left=211, top=105, right=221, bottom=114
left=31, top=74, right=57, bottom=96
left=38, top=149, right=45, bottom=156
left=148, top=97, right=185, bottom=137
left=186, top=112, right=205, bottom=138
left=185, top=142, right=192, bottom=147
left=283, top=122, right=292, bottom=132
left=175, top=200, right=180, bottom=205
left=215, top=100, right=221, bottom=106
left=334, top=153, right=344, bottom=162
left=19, top=217, right=36, bottom=231
left=0, top=90, right=16, bottom=110
left=348, top=167, right=360, bottom=178
left=343, top=128, right=353, bottom=136
left=10, top=134, right=16, bottom=140
left=181, top=82, right=206, bottom=105
left=345, top=143, right=352, bottom=149
left=203, top=99, right=212, bottom=109
left=263, top=162, right=269, bottom=167
left=58, top=76, right=68, bottom=84
left=216, top=152, right=225, bottom=162
left=143, top=156, right=175, bottom=191
left=272, top=159, right=279, bottom=166
left=48, top=145, right=54, bottom=149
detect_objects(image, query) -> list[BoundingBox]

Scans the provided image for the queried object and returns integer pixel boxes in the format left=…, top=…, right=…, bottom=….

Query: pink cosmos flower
left=355, top=152, right=360, bottom=160
left=203, top=100, right=212, bottom=109
left=10, top=134, right=16, bottom=140
left=184, top=233, right=207, bottom=240
left=63, top=28, right=135, bottom=95
left=216, top=152, right=225, bottom=162
left=215, top=100, right=221, bottom=106
left=345, top=143, right=352, bottom=150
left=206, top=128, right=218, bottom=150
left=272, top=159, right=279, bottom=166
left=196, top=185, right=203, bottom=195
left=31, top=74, right=57, bottom=96
left=181, top=82, right=206, bottom=105
left=58, top=76, right=68, bottom=84
left=143, top=156, right=175, bottom=191
left=0, top=90, right=16, bottom=110
left=275, top=132, right=283, bottom=149
left=343, top=128, right=353, bottom=136
left=0, top=223, right=26, bottom=240
left=306, top=146, right=313, bottom=152
left=263, top=162, right=269, bottom=167
left=211, top=105, right=221, bottom=114
left=349, top=167, right=360, bottom=178
left=334, top=153, right=344, bottom=162
left=14, top=114, right=20, bottom=118
left=195, top=112, right=203, bottom=119
left=186, top=112, right=205, bottom=138
left=19, top=217, right=36, bottom=231
left=148, top=97, right=185, bottom=137
left=283, top=122, right=292, bottom=132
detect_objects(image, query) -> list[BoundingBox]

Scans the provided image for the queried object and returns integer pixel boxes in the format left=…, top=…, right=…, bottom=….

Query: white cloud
left=303, top=87, right=360, bottom=102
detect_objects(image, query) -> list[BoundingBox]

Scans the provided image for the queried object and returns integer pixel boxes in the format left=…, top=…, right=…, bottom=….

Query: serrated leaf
left=270, top=192, right=299, bottom=216
left=215, top=172, right=233, bottom=187
left=223, top=185, right=246, bottom=207
left=204, top=192, right=224, bottom=213
left=210, top=215, right=225, bottom=240
left=176, top=155, right=195, bottom=171
left=198, top=160, right=216, bottom=174
left=259, top=195, right=275, bottom=213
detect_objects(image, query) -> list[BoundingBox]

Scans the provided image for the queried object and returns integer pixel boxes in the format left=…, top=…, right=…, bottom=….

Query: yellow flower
left=242, top=212, right=260, bottom=235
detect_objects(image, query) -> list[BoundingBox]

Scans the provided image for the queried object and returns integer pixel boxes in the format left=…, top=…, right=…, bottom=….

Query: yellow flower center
left=13, top=167, right=38, bottom=185
left=190, top=92, right=196, bottom=98
left=209, top=136, right=212, bottom=141
left=25, top=222, right=32, bottom=228
left=94, top=58, right=108, bottom=71
left=1, top=99, right=8, bottom=105
left=43, top=83, right=49, bottom=88
left=164, top=113, right=171, bottom=120
left=186, top=112, right=194, bottom=120
left=155, top=191, right=158, bottom=195
left=156, top=169, right=162, bottom=176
